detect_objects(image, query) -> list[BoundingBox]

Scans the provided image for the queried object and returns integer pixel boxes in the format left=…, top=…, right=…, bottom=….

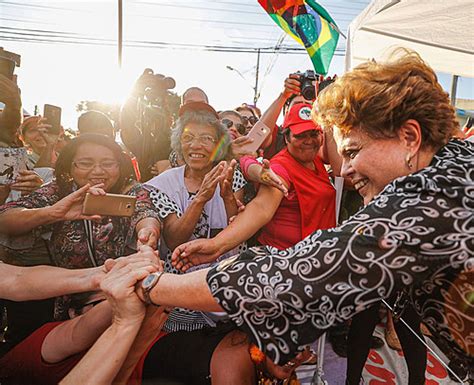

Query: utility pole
left=118, top=0, right=123, bottom=68
left=253, top=49, right=260, bottom=105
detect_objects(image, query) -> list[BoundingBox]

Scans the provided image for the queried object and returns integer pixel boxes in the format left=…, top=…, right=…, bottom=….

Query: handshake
left=98, top=245, right=169, bottom=325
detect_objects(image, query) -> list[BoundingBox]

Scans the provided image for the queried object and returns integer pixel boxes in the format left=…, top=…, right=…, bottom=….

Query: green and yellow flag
left=258, top=0, right=340, bottom=75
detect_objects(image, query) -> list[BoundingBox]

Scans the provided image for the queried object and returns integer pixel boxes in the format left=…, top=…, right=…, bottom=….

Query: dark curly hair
left=54, top=134, right=135, bottom=197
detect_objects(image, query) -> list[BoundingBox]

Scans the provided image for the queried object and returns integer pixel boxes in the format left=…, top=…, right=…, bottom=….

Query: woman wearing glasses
left=0, top=134, right=166, bottom=272
left=219, top=110, right=246, bottom=141
left=236, top=104, right=259, bottom=134
left=144, top=108, right=254, bottom=385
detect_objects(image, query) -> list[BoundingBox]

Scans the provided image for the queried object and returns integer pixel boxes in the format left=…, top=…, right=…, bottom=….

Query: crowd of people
left=0, top=48, right=472, bottom=385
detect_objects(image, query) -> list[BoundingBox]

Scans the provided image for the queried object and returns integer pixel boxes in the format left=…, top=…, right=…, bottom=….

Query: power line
left=0, top=0, right=93, bottom=13
left=131, top=0, right=363, bottom=18
left=0, top=34, right=346, bottom=56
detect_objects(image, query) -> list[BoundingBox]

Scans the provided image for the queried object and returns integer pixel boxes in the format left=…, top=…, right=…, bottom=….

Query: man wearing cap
left=169, top=102, right=338, bottom=267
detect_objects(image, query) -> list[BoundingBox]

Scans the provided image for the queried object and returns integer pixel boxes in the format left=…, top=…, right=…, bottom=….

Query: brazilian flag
left=258, top=0, right=341, bottom=75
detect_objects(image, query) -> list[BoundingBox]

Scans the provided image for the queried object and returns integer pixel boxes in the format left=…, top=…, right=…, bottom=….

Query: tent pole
left=450, top=74, right=459, bottom=106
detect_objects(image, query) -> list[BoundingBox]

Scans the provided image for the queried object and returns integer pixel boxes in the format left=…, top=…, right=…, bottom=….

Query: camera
left=138, top=68, right=176, bottom=103
left=0, top=47, right=21, bottom=80
left=296, top=70, right=316, bottom=100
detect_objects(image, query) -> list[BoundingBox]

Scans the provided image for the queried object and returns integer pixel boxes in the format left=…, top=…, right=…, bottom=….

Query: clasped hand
left=100, top=246, right=162, bottom=324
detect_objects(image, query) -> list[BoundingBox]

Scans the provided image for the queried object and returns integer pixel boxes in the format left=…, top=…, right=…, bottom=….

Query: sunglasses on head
left=221, top=118, right=246, bottom=135
left=242, top=116, right=258, bottom=126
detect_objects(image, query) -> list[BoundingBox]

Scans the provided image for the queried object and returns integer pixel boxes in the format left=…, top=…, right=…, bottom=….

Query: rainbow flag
left=258, top=0, right=340, bottom=75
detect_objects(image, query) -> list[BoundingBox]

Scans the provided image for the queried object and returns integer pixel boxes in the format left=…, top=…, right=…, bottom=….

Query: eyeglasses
left=181, top=133, right=217, bottom=146
left=242, top=116, right=258, bottom=126
left=221, top=119, right=246, bottom=135
left=73, top=160, right=119, bottom=171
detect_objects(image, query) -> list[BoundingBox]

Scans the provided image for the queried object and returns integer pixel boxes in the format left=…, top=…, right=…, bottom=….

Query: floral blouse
left=206, top=139, right=473, bottom=365
left=0, top=181, right=174, bottom=268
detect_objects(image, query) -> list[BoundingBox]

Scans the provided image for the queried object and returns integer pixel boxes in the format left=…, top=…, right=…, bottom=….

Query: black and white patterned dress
left=206, top=139, right=473, bottom=365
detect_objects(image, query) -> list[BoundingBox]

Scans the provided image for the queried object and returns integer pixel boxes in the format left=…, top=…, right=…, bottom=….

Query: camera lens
left=301, top=85, right=315, bottom=100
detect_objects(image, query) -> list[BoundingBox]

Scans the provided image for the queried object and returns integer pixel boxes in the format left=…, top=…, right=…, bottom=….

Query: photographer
left=119, top=69, right=176, bottom=182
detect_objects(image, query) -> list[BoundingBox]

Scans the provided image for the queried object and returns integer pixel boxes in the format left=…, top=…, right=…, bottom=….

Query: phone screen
left=43, top=104, right=62, bottom=135
left=0, top=58, right=15, bottom=80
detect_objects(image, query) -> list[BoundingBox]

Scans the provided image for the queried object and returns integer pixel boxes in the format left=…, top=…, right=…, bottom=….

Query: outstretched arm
left=0, top=263, right=103, bottom=301
left=0, top=183, right=101, bottom=235
left=136, top=268, right=223, bottom=313
left=172, top=184, right=284, bottom=271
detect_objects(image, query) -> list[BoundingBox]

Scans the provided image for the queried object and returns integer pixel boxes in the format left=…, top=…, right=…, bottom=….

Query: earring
left=406, top=154, right=413, bottom=169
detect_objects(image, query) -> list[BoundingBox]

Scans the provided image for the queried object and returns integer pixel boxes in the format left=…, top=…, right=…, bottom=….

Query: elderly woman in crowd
left=132, top=51, right=472, bottom=383
left=143, top=106, right=253, bottom=384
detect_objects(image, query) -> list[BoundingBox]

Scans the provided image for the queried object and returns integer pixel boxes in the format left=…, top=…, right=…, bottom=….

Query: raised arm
left=259, top=74, right=301, bottom=149
left=0, top=74, right=22, bottom=146
left=60, top=252, right=158, bottom=385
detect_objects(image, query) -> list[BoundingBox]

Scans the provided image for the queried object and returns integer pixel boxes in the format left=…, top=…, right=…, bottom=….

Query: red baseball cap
left=282, top=103, right=321, bottom=135
left=178, top=101, right=219, bottom=119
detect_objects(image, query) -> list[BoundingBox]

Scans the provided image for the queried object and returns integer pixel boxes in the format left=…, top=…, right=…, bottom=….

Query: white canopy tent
left=345, top=0, right=474, bottom=79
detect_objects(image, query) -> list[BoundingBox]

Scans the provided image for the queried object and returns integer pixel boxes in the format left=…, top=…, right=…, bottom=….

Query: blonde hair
left=314, top=49, right=459, bottom=149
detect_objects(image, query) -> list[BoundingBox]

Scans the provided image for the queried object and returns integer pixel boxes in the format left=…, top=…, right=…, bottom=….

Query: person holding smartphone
left=20, top=116, right=58, bottom=169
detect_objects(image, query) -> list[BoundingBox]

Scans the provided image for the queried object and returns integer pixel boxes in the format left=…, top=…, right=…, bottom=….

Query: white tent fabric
left=345, top=0, right=474, bottom=78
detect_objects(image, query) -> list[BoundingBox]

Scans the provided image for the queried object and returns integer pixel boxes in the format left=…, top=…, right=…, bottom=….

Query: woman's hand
left=219, top=160, right=237, bottom=201
left=48, top=183, right=103, bottom=222
left=100, top=253, right=159, bottom=325
left=231, top=136, right=256, bottom=160
left=136, top=218, right=161, bottom=249
left=10, top=170, right=44, bottom=195
left=259, top=159, right=288, bottom=196
left=195, top=161, right=226, bottom=203
left=171, top=238, right=221, bottom=272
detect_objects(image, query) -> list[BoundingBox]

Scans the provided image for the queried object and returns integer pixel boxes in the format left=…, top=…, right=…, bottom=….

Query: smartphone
left=82, top=193, right=137, bottom=217
left=43, top=104, right=62, bottom=135
left=0, top=58, right=15, bottom=80
left=240, top=120, right=271, bottom=153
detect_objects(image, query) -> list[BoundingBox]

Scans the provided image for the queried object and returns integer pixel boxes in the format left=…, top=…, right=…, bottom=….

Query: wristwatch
left=141, top=271, right=164, bottom=305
